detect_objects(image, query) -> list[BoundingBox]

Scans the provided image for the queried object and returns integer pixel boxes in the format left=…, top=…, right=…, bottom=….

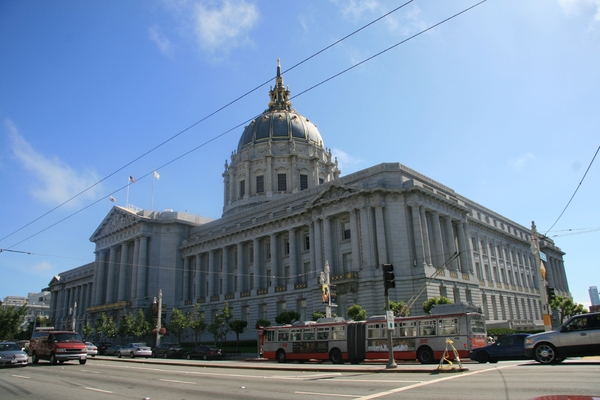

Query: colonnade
left=92, top=235, right=149, bottom=306
left=50, top=282, right=93, bottom=327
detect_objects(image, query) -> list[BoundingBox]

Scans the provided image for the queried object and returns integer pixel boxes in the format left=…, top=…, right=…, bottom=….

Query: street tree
left=550, top=296, right=588, bottom=323
left=347, top=304, right=366, bottom=321
left=207, top=303, right=232, bottom=346
left=187, top=304, right=206, bottom=346
left=390, top=300, right=411, bottom=317
left=423, top=296, right=452, bottom=314
left=0, top=304, right=28, bottom=341
left=275, top=310, right=301, bottom=325
left=229, top=319, right=248, bottom=351
left=168, top=308, right=188, bottom=343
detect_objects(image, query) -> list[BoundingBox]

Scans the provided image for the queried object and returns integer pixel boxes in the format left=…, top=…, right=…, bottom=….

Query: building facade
left=48, top=62, right=571, bottom=338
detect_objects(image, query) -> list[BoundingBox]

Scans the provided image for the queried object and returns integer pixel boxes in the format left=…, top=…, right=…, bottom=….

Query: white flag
left=154, top=171, right=160, bottom=180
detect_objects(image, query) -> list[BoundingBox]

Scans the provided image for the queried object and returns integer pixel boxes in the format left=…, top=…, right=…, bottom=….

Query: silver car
left=0, top=342, right=28, bottom=367
left=118, top=343, right=152, bottom=358
left=524, top=312, right=600, bottom=364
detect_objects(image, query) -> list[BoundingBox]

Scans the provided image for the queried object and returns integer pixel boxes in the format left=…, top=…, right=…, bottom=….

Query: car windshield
left=132, top=343, right=145, bottom=347
left=0, top=343, right=21, bottom=351
left=53, top=333, right=83, bottom=343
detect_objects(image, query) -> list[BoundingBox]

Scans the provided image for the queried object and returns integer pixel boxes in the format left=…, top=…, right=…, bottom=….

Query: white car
left=0, top=342, right=28, bottom=367
left=118, top=343, right=152, bottom=358
left=85, top=342, right=98, bottom=357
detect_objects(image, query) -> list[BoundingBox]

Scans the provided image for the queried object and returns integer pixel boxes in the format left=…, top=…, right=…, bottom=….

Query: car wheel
left=32, top=352, right=39, bottom=364
left=476, top=352, right=490, bottom=363
left=50, top=353, right=58, bottom=365
left=203, top=353, right=208, bottom=361
left=152, top=352, right=157, bottom=358
left=417, top=347, right=435, bottom=364
left=330, top=348, right=343, bottom=364
left=130, top=352, right=135, bottom=358
left=534, top=343, right=557, bottom=364
left=117, top=352, right=122, bottom=358
left=163, top=352, right=168, bottom=359
left=79, top=359, right=86, bottom=365
left=276, top=350, right=287, bottom=363
left=186, top=353, right=192, bottom=360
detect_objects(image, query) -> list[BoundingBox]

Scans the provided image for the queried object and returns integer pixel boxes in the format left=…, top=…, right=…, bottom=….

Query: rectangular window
left=277, top=173, right=287, bottom=192
left=419, top=320, right=437, bottom=336
left=285, top=238, right=290, bottom=255
left=256, top=175, right=264, bottom=193
left=342, top=253, right=352, bottom=273
left=319, top=178, right=324, bottom=185
left=265, top=242, right=271, bottom=260
left=239, top=180, right=245, bottom=197
left=342, top=221, right=351, bottom=240
left=303, top=233, right=310, bottom=251
left=300, top=174, right=308, bottom=190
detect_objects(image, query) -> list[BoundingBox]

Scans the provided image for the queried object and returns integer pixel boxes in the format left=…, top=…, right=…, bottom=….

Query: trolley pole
left=156, top=289, right=163, bottom=346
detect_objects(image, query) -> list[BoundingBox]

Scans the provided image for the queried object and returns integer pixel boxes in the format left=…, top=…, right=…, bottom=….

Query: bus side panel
left=347, top=322, right=366, bottom=362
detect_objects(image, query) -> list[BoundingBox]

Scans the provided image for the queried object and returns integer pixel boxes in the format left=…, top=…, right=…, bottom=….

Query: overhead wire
left=1, top=0, right=489, bottom=251
left=0, top=0, right=415, bottom=245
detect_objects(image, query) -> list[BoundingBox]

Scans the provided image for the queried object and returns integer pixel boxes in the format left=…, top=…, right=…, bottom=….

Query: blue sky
left=1, top=0, right=599, bottom=309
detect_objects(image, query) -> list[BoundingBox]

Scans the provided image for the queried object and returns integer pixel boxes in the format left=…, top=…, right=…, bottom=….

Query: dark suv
left=29, top=330, right=87, bottom=365
left=524, top=312, right=600, bottom=364
left=152, top=342, right=184, bottom=359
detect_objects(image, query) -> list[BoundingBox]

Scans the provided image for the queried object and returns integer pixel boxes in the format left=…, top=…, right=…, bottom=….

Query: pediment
left=308, top=184, right=361, bottom=207
left=89, top=206, right=142, bottom=242
left=48, top=275, right=60, bottom=287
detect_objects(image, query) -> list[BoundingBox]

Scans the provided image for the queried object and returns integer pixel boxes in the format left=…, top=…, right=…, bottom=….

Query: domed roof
left=237, top=60, right=323, bottom=152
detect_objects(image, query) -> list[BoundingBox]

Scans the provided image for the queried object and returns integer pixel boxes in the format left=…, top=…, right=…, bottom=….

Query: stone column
left=349, top=209, right=361, bottom=270
left=118, top=242, right=129, bottom=301
left=93, top=251, right=106, bottom=305
left=359, top=207, right=373, bottom=268
left=270, top=234, right=278, bottom=286
left=208, top=250, right=216, bottom=296
left=106, top=246, right=117, bottom=303
left=420, top=207, right=432, bottom=265
left=374, top=205, right=388, bottom=265
left=444, top=217, right=458, bottom=270
left=456, top=221, right=472, bottom=273
left=322, top=217, right=333, bottom=273
left=183, top=256, right=190, bottom=301
left=195, top=254, right=203, bottom=298
left=222, top=246, right=230, bottom=294
left=410, top=204, right=425, bottom=267
left=431, top=212, right=445, bottom=269
left=266, top=155, right=273, bottom=195
left=289, top=229, right=297, bottom=283
left=136, top=236, right=148, bottom=299
left=130, top=238, right=139, bottom=300
left=237, top=242, right=244, bottom=292
left=313, top=219, right=323, bottom=272
left=253, top=238, right=261, bottom=290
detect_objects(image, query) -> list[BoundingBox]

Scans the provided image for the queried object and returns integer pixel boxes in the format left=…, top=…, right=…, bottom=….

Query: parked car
left=104, top=345, right=122, bottom=356
left=525, top=312, right=600, bottom=364
left=98, top=342, right=113, bottom=355
left=152, top=342, right=184, bottom=359
left=85, top=342, right=98, bottom=357
left=185, top=345, right=223, bottom=360
left=469, top=333, right=530, bottom=363
left=118, top=343, right=152, bottom=358
left=0, top=342, right=28, bottom=367
left=29, top=329, right=87, bottom=365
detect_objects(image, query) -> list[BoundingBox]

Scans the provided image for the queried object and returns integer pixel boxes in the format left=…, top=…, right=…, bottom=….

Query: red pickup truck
left=29, top=330, right=87, bottom=365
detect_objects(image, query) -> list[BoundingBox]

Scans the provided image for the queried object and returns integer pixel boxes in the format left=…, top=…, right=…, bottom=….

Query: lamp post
left=531, top=222, right=552, bottom=332
left=320, top=261, right=332, bottom=318
left=155, top=289, right=163, bottom=346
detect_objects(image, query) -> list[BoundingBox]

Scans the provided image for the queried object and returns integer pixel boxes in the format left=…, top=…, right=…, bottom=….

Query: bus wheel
left=417, top=347, right=434, bottom=364
left=276, top=350, right=287, bottom=363
left=330, top=349, right=343, bottom=364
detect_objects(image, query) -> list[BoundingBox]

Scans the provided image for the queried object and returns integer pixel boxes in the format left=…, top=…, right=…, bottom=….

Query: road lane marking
left=85, top=387, right=113, bottom=394
left=353, top=364, right=517, bottom=399
left=295, top=391, right=357, bottom=397
left=159, top=379, right=196, bottom=384
left=11, top=375, right=30, bottom=379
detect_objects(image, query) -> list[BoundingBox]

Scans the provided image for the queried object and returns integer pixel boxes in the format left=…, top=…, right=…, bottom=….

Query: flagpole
left=151, top=175, right=155, bottom=211
left=126, top=176, right=130, bottom=207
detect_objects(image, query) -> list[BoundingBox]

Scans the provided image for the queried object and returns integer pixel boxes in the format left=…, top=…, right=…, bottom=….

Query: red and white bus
left=258, top=303, right=487, bottom=364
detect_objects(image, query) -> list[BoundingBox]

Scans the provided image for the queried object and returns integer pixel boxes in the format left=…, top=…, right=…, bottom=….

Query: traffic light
left=547, top=287, right=556, bottom=302
left=382, top=264, right=395, bottom=293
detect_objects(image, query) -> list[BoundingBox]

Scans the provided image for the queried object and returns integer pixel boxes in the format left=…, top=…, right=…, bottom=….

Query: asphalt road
left=1, top=356, right=599, bottom=399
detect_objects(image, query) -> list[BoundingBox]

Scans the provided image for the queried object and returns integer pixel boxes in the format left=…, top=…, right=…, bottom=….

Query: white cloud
left=31, top=261, right=53, bottom=273
left=508, top=153, right=536, bottom=170
left=332, top=148, right=365, bottom=174
left=558, top=0, right=600, bottom=22
left=193, top=0, right=259, bottom=54
left=148, top=24, right=174, bottom=57
left=6, top=119, right=103, bottom=208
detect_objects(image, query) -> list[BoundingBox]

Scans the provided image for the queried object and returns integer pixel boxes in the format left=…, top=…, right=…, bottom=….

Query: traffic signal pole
left=531, top=222, right=552, bottom=332
left=382, top=264, right=397, bottom=369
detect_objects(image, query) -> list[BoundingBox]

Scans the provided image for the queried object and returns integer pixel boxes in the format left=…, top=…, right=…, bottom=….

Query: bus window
left=399, top=321, right=417, bottom=337
left=265, top=330, right=274, bottom=342
left=438, top=318, right=458, bottom=335
left=317, top=328, right=329, bottom=340
left=332, top=326, right=346, bottom=340
left=419, top=320, right=437, bottom=336
left=303, top=329, right=315, bottom=341
left=367, top=324, right=381, bottom=339
left=291, top=329, right=302, bottom=341
left=277, top=331, right=289, bottom=342
left=470, top=317, right=487, bottom=334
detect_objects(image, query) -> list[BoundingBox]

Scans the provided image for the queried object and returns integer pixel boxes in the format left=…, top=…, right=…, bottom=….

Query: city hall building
left=48, top=62, right=571, bottom=339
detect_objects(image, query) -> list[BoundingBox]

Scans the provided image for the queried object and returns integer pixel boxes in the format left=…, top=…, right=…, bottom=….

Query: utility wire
left=2, top=0, right=488, bottom=250
left=0, top=0, right=415, bottom=245
left=544, top=144, right=600, bottom=235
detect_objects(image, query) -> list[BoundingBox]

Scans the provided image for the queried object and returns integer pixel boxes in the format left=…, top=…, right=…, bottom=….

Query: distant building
left=589, top=286, right=600, bottom=312
left=2, top=292, right=51, bottom=331
left=48, top=61, right=571, bottom=339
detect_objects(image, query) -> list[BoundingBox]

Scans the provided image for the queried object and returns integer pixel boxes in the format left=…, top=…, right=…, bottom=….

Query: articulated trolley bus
left=258, top=303, right=487, bottom=364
